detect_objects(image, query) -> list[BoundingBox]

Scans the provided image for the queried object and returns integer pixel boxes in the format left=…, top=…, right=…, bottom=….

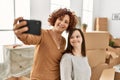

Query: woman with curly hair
left=13, top=8, right=77, bottom=80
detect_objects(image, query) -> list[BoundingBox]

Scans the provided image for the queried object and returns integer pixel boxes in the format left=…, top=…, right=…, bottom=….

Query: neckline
left=48, top=30, right=62, bottom=50
left=69, top=53, right=83, bottom=58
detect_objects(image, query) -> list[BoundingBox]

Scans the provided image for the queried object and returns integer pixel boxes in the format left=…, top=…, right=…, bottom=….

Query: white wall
left=30, top=0, right=83, bottom=29
left=70, top=0, right=83, bottom=17
left=93, top=0, right=120, bottom=38
left=30, top=0, right=50, bottom=29
left=30, top=0, right=120, bottom=38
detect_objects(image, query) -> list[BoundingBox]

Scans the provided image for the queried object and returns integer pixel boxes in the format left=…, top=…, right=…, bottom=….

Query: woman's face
left=54, top=14, right=70, bottom=33
left=70, top=30, right=83, bottom=48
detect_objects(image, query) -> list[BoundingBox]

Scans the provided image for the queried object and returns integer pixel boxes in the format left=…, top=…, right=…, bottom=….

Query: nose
left=59, top=22, right=65, bottom=27
left=61, top=20, right=65, bottom=24
left=72, top=38, right=77, bottom=42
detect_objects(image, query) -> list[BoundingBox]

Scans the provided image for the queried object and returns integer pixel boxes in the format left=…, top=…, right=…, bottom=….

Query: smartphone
left=19, top=19, right=41, bottom=35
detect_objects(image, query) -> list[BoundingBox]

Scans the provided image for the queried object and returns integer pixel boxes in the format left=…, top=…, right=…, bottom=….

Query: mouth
left=58, top=24, right=65, bottom=28
left=57, top=26, right=65, bottom=31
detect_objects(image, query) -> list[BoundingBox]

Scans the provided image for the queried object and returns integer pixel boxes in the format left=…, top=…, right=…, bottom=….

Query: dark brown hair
left=64, top=28, right=86, bottom=57
left=48, top=8, right=78, bottom=32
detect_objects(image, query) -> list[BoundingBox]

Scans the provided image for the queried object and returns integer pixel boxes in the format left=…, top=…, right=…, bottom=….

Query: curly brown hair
left=48, top=8, right=78, bottom=32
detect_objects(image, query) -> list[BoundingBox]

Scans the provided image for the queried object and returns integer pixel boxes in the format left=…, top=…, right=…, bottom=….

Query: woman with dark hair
left=60, top=28, right=91, bottom=80
left=13, top=8, right=77, bottom=80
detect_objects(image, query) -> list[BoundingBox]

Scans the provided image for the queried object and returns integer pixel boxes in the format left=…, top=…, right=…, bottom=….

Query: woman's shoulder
left=41, top=29, right=50, bottom=33
left=82, top=56, right=89, bottom=62
left=62, top=53, right=73, bottom=59
left=40, top=29, right=52, bottom=36
left=60, top=53, right=73, bottom=63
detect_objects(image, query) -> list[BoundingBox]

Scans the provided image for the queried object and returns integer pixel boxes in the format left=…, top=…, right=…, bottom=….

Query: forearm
left=16, top=33, right=41, bottom=45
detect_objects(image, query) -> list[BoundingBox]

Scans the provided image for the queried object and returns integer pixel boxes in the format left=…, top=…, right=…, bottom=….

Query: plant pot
left=81, top=24, right=87, bottom=32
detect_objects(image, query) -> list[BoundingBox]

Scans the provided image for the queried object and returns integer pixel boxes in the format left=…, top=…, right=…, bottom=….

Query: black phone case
left=19, top=19, right=41, bottom=35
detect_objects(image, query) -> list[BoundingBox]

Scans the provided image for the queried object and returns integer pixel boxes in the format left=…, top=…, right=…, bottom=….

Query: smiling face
left=54, top=15, right=70, bottom=33
left=65, top=28, right=86, bottom=56
left=70, top=30, right=83, bottom=48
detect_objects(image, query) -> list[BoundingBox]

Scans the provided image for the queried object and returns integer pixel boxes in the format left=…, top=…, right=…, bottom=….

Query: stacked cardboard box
left=84, top=31, right=110, bottom=80
left=95, top=17, right=108, bottom=31
left=99, top=68, right=115, bottom=80
left=84, top=31, right=109, bottom=68
left=115, top=72, right=120, bottom=80
left=113, top=38, right=120, bottom=46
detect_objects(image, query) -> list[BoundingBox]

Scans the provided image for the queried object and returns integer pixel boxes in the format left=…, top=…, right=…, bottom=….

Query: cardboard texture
left=113, top=38, right=120, bottom=46
left=107, top=46, right=120, bottom=55
left=87, top=49, right=106, bottom=68
left=116, top=48, right=120, bottom=55
left=91, top=63, right=109, bottom=80
left=95, top=17, right=108, bottom=31
left=99, top=68, right=115, bottom=80
left=84, top=31, right=109, bottom=50
left=106, top=51, right=119, bottom=59
left=84, top=31, right=110, bottom=80
left=84, top=32, right=120, bottom=80
left=115, top=72, right=120, bottom=80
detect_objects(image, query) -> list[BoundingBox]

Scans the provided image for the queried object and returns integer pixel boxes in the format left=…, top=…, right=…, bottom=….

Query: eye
left=76, top=35, right=80, bottom=38
left=70, top=36, right=74, bottom=39
left=65, top=20, right=69, bottom=24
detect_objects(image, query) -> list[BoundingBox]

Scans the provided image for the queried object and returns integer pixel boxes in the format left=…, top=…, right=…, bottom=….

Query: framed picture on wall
left=112, top=13, right=120, bottom=20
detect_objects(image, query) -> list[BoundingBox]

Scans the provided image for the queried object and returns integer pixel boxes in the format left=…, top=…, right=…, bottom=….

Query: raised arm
left=13, top=17, right=41, bottom=45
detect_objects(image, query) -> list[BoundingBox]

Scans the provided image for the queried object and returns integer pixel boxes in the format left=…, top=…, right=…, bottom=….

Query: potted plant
left=81, top=23, right=87, bottom=32
left=109, top=40, right=115, bottom=47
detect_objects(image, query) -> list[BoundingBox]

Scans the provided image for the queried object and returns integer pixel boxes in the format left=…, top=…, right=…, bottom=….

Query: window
left=82, top=0, right=93, bottom=31
left=50, top=0, right=93, bottom=32
left=50, top=0, right=70, bottom=13
left=0, top=0, right=30, bottom=63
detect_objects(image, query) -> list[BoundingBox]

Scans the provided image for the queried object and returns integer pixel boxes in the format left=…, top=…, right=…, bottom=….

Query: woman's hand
left=13, top=17, right=28, bottom=36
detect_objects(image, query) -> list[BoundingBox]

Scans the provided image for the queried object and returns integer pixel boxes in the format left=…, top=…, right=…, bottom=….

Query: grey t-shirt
left=60, top=53, right=91, bottom=80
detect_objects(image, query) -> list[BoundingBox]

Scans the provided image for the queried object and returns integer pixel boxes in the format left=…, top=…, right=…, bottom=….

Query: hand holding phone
left=19, top=19, right=41, bottom=35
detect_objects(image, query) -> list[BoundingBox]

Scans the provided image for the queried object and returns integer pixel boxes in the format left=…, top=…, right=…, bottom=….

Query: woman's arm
left=17, top=33, right=42, bottom=45
left=60, top=54, right=73, bottom=80
left=13, top=17, right=42, bottom=45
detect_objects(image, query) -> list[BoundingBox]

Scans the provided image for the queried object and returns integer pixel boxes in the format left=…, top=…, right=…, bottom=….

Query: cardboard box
left=113, top=38, right=120, bottom=46
left=99, top=68, right=115, bottom=80
left=95, top=17, right=108, bottom=31
left=87, top=49, right=106, bottom=68
left=100, top=68, right=120, bottom=80
left=115, top=72, right=120, bottom=80
left=96, top=25, right=108, bottom=31
left=84, top=31, right=109, bottom=50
